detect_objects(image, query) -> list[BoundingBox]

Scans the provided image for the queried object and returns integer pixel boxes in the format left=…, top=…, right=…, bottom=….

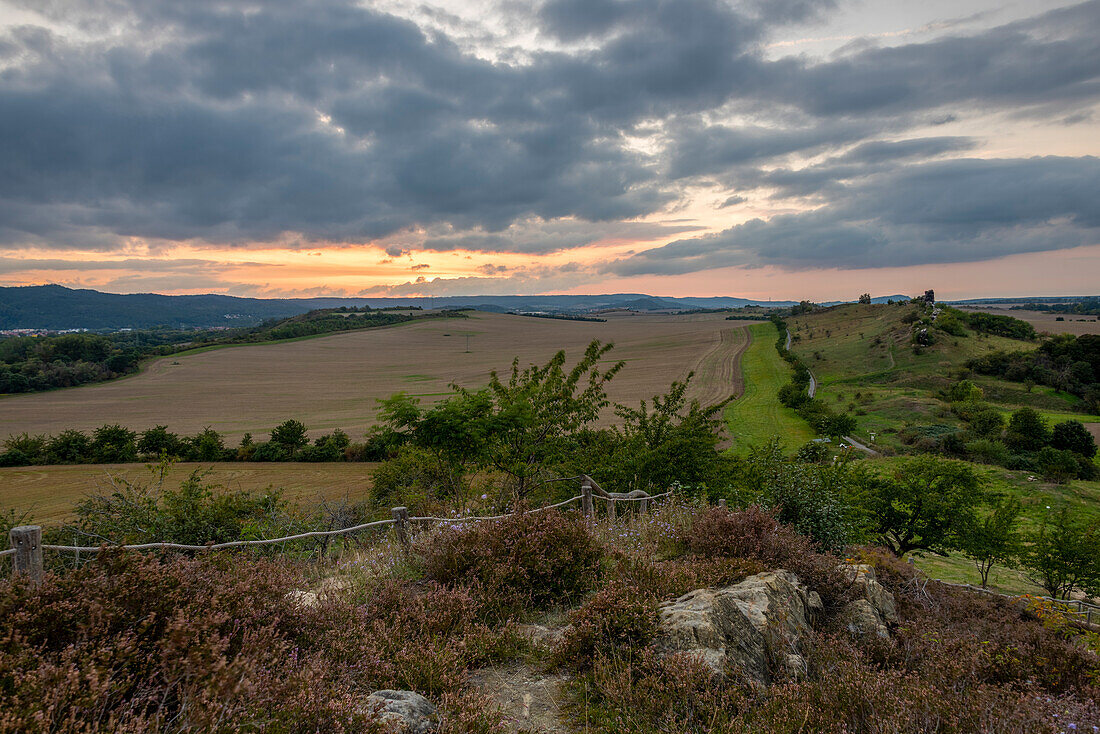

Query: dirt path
left=690, top=325, right=751, bottom=406
left=469, top=664, right=570, bottom=732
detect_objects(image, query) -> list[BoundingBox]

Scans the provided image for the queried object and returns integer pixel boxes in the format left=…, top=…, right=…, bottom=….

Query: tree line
left=968, top=333, right=1100, bottom=412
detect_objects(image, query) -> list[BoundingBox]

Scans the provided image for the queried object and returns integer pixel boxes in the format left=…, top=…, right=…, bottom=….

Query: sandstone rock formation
left=836, top=564, right=897, bottom=638
left=657, top=570, right=823, bottom=685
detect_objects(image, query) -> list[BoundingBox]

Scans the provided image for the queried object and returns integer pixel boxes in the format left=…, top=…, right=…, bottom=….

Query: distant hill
left=0, top=285, right=919, bottom=330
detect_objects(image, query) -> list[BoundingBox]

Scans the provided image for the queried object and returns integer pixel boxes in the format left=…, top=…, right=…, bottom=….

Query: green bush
left=72, top=466, right=297, bottom=545
left=370, top=444, right=457, bottom=514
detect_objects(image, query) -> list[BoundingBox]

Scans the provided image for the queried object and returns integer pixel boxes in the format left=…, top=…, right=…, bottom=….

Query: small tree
left=270, top=420, right=309, bottom=452
left=871, top=456, right=982, bottom=556
left=1050, top=420, right=1097, bottom=458
left=477, top=341, right=623, bottom=505
left=91, top=424, right=138, bottom=463
left=608, top=372, right=727, bottom=494
left=858, top=293, right=872, bottom=304
left=1022, top=507, right=1100, bottom=599
left=958, top=498, right=1021, bottom=588
left=1004, top=408, right=1051, bottom=452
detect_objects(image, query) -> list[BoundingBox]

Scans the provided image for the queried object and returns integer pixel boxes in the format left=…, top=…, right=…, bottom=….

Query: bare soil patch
left=468, top=664, right=570, bottom=733
left=0, top=313, right=752, bottom=442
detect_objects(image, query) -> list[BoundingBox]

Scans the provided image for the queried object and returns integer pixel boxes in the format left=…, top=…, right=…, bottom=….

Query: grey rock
left=657, top=570, right=820, bottom=685
left=366, top=690, right=437, bottom=733
left=836, top=564, right=897, bottom=638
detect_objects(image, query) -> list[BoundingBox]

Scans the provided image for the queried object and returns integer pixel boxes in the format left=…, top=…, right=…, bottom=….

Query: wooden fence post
left=640, top=493, right=649, bottom=514
left=718, top=499, right=727, bottom=510
left=608, top=498, right=617, bottom=522
left=10, top=525, right=43, bottom=587
left=391, top=507, right=410, bottom=550
left=581, top=480, right=594, bottom=518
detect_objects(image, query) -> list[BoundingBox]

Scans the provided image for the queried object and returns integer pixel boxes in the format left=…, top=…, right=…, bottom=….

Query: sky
left=0, top=0, right=1098, bottom=301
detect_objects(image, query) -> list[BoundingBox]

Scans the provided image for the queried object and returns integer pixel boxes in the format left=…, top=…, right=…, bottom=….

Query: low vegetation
left=3, top=314, right=1099, bottom=731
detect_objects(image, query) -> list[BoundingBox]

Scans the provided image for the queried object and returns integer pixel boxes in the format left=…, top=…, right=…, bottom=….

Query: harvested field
left=958, top=306, right=1100, bottom=335
left=0, top=312, right=752, bottom=442
left=0, top=462, right=379, bottom=522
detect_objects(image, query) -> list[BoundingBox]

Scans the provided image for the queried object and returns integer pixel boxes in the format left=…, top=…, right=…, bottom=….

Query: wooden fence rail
left=3, top=477, right=672, bottom=587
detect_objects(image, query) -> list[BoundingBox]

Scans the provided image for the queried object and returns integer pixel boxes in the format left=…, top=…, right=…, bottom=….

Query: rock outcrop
left=657, top=570, right=823, bottom=685
left=836, top=564, right=896, bottom=638
left=366, top=690, right=437, bottom=733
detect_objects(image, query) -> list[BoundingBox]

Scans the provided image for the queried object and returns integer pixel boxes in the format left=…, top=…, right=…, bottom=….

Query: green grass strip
left=723, top=322, right=816, bottom=454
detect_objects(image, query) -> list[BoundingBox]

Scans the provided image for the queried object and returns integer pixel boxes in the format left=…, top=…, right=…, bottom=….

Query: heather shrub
left=736, top=635, right=1090, bottom=733
left=570, top=648, right=749, bottom=732
left=0, top=552, right=382, bottom=733
left=683, top=506, right=855, bottom=609
left=607, top=550, right=767, bottom=600
left=317, top=579, right=525, bottom=696
left=417, top=509, right=603, bottom=619
left=553, top=584, right=659, bottom=669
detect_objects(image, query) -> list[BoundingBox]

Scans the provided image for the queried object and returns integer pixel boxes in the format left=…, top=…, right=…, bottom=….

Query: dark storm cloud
left=0, top=0, right=1099, bottom=273
left=610, top=156, right=1100, bottom=273
left=760, top=1, right=1100, bottom=117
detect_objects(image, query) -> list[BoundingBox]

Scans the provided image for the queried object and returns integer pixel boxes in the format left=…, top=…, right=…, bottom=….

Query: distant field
left=958, top=306, right=1100, bottom=335
left=0, top=462, right=379, bottom=522
left=723, top=322, right=815, bottom=452
left=0, top=312, right=753, bottom=442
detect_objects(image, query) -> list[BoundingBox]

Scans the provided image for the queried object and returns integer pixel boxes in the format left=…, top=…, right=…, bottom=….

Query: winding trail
left=785, top=329, right=817, bottom=398
left=841, top=435, right=880, bottom=456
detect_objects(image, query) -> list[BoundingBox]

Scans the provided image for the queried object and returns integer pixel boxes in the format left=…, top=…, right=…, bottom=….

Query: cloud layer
left=0, top=0, right=1098, bottom=290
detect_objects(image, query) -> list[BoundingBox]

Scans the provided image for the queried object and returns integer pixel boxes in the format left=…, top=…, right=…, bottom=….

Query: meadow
left=0, top=462, right=379, bottom=522
left=0, top=312, right=753, bottom=442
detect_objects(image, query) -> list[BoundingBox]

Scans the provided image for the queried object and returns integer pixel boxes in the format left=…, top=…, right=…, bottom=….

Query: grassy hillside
left=723, top=321, right=815, bottom=452
left=788, top=302, right=1093, bottom=451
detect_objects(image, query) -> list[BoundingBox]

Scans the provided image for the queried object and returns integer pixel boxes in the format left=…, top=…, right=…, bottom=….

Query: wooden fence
left=1, top=474, right=673, bottom=587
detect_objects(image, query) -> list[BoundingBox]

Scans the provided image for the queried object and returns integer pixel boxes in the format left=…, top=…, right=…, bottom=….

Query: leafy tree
left=606, top=372, right=727, bottom=494
left=1022, top=507, right=1100, bottom=599
left=138, top=425, right=185, bottom=458
left=269, top=420, right=309, bottom=453
left=46, top=429, right=92, bottom=464
left=1050, top=420, right=1097, bottom=458
left=824, top=413, right=857, bottom=438
left=795, top=440, right=829, bottom=464
left=958, top=498, right=1022, bottom=587
left=871, top=456, right=982, bottom=556
left=91, top=424, right=138, bottom=463
left=739, top=441, right=881, bottom=549
left=947, top=380, right=983, bottom=403
left=858, top=293, right=871, bottom=304
left=185, top=427, right=228, bottom=462
left=2, top=433, right=47, bottom=464
left=376, top=390, right=492, bottom=509
left=967, top=408, right=1005, bottom=439
left=1035, top=446, right=1082, bottom=483
left=1004, top=408, right=1051, bottom=452
left=464, top=340, right=623, bottom=505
